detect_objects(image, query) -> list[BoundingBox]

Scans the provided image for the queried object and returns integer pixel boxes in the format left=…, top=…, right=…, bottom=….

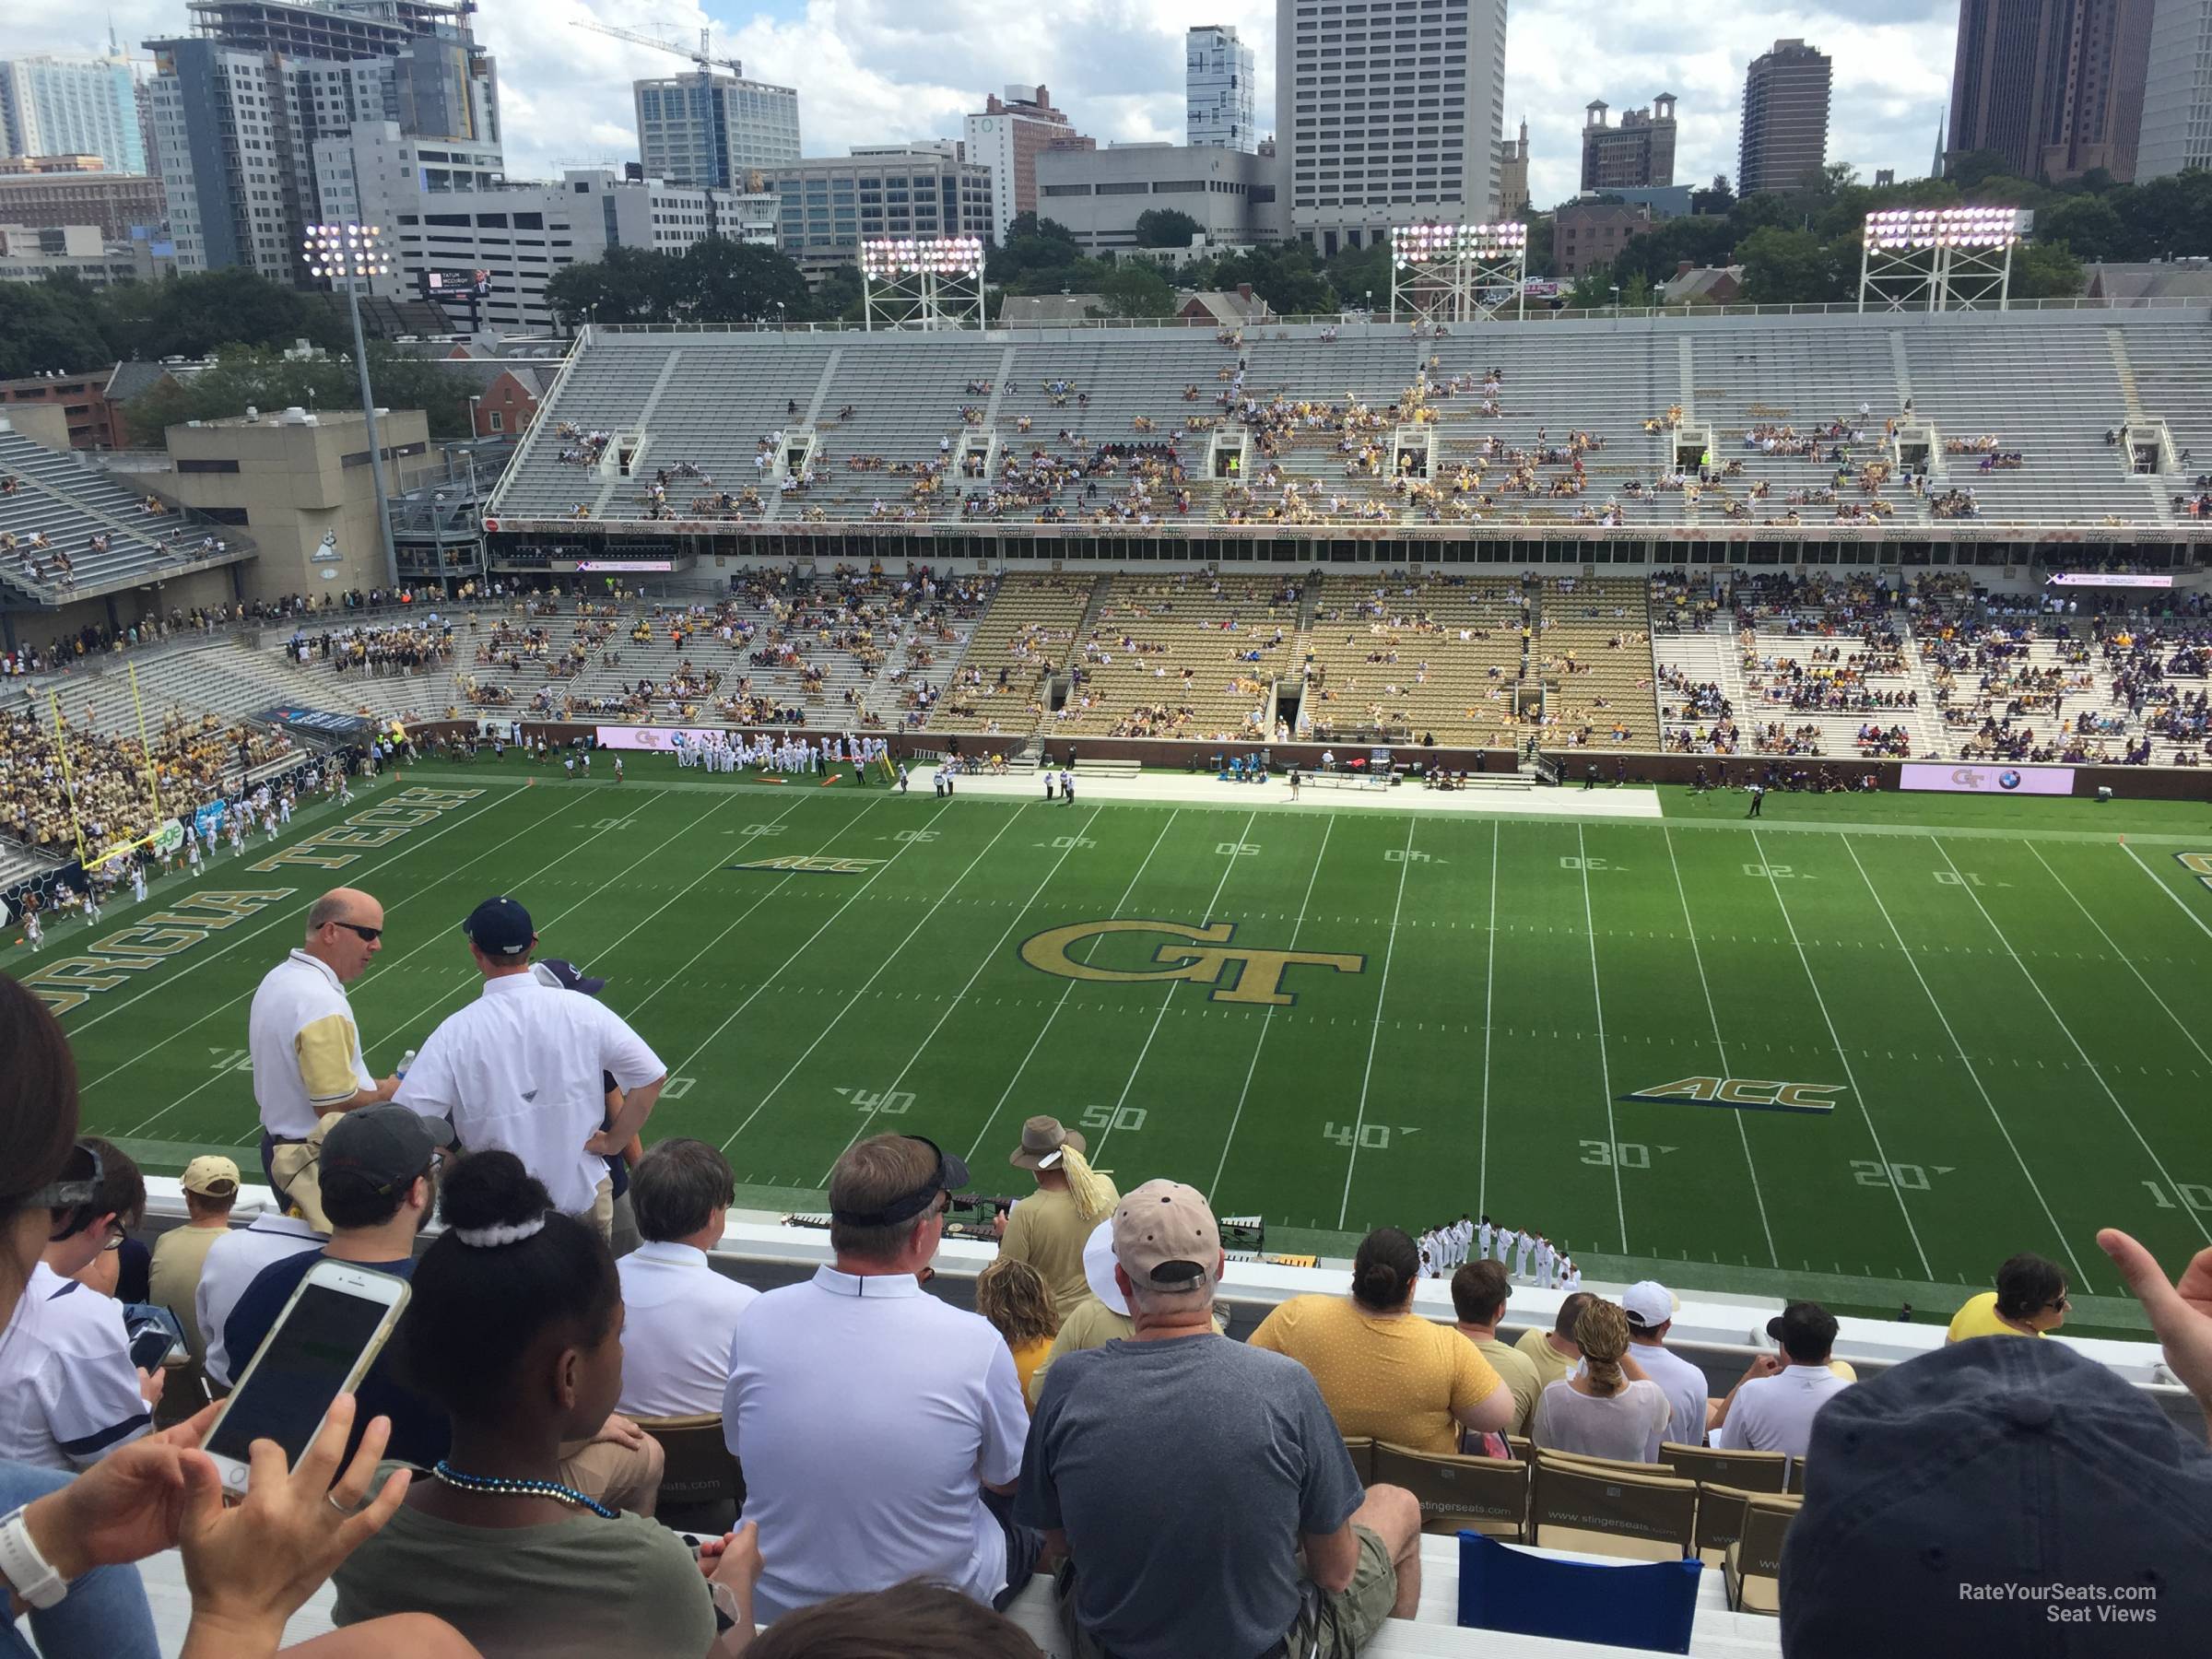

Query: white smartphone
left=201, top=1258, right=410, bottom=1498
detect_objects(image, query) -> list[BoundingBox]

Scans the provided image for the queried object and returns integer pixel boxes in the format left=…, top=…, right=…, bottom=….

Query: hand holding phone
left=178, top=1392, right=413, bottom=1647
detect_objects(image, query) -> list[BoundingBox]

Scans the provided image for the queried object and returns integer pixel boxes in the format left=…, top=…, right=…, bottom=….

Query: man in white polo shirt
left=615, top=1139, right=758, bottom=1419
left=395, top=896, right=665, bottom=1239
left=1711, top=1300, right=1852, bottom=1460
left=247, top=887, right=397, bottom=1229
left=723, top=1133, right=1036, bottom=1621
left=1623, top=1279, right=1717, bottom=1449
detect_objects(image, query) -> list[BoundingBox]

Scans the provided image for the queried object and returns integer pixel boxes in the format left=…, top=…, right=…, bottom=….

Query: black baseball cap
left=463, top=896, right=534, bottom=959
left=533, top=958, right=606, bottom=996
left=321, top=1104, right=442, bottom=1197
left=1782, top=1337, right=2212, bottom=1657
left=829, top=1135, right=972, bottom=1230
left=1766, top=1300, right=1840, bottom=1362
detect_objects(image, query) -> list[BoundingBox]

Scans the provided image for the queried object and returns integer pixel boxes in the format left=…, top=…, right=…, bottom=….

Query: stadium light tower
left=1390, top=221, right=1527, bottom=324
left=303, top=222, right=401, bottom=589
left=1857, top=207, right=2030, bottom=313
left=860, top=237, right=986, bottom=333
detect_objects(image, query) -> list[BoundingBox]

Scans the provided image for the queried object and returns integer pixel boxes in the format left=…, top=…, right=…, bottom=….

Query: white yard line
left=1750, top=830, right=1936, bottom=1281
left=1207, top=815, right=1335, bottom=1201
left=1088, top=811, right=1262, bottom=1170
left=69, top=782, right=525, bottom=1059
left=1832, top=835, right=2088, bottom=1288
left=1932, top=836, right=2210, bottom=1244
left=2026, top=841, right=2212, bottom=1073
left=714, top=803, right=1037, bottom=1156
left=1576, top=823, right=1630, bottom=1254
left=836, top=806, right=1107, bottom=1165
left=124, top=785, right=747, bottom=1140
left=2121, top=841, right=2212, bottom=942
left=1477, top=820, right=1499, bottom=1216
left=962, top=810, right=1182, bottom=1163
left=664, top=798, right=947, bottom=1125
left=1336, top=818, right=1417, bottom=1231
left=1662, top=825, right=1779, bottom=1268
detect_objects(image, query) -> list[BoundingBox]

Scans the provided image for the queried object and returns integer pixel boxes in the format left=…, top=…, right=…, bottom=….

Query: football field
left=21, top=758, right=2212, bottom=1336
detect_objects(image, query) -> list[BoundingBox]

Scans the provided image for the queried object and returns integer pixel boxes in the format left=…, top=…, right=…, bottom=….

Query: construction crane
left=569, top=19, right=743, bottom=86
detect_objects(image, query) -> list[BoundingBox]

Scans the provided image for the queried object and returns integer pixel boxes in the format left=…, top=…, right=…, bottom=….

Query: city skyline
left=12, top=1, right=1960, bottom=215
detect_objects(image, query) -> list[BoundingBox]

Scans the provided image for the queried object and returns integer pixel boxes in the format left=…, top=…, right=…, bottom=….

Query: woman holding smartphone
left=331, top=1149, right=760, bottom=1657
left=0, top=972, right=476, bottom=1659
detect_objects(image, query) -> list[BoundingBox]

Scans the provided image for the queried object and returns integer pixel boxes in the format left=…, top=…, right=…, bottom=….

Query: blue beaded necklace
left=431, top=1460, right=618, bottom=1520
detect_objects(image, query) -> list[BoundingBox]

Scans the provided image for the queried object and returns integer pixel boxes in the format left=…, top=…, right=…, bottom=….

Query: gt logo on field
left=1622, top=1076, right=1845, bottom=1114
left=1019, top=919, right=1366, bottom=1006
left=2179, top=853, right=2212, bottom=894
left=727, top=854, right=887, bottom=876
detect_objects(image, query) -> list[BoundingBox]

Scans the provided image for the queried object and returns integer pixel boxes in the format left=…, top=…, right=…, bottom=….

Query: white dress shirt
left=196, top=1211, right=326, bottom=1386
left=395, top=972, right=664, bottom=1217
left=1630, top=1338, right=1714, bottom=1449
left=723, top=1265, right=1029, bottom=1620
left=0, top=1264, right=152, bottom=1468
left=1715, top=1363, right=1852, bottom=1458
left=615, top=1241, right=759, bottom=1419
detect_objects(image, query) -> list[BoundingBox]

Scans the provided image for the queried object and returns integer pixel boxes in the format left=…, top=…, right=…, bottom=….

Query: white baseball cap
left=1622, top=1280, right=1677, bottom=1331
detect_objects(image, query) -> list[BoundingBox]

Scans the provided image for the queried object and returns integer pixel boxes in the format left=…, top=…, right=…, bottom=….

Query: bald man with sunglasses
left=247, top=887, right=400, bottom=1228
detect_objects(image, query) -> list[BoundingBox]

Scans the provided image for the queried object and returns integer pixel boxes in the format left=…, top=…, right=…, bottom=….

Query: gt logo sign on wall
left=1899, top=763, right=2075, bottom=795
left=1622, top=1077, right=1846, bottom=1114
left=1020, top=920, right=1365, bottom=1006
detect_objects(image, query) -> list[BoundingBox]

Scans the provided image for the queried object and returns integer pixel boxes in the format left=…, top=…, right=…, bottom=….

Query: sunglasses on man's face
left=332, top=922, right=382, bottom=943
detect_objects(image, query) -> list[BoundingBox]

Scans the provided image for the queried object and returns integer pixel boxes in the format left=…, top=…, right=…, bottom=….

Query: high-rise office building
left=1581, top=95, right=1677, bottom=191
left=1738, top=39, right=1831, bottom=194
left=635, top=73, right=801, bottom=189
left=146, top=0, right=500, bottom=281
left=965, top=85, right=1090, bottom=243
left=766, top=146, right=996, bottom=283
left=0, top=53, right=147, bottom=173
left=1496, top=119, right=1530, bottom=214
left=1947, top=0, right=2155, bottom=182
left=2136, top=0, right=2212, bottom=177
left=1277, top=0, right=1509, bottom=254
left=1187, top=26, right=1257, bottom=152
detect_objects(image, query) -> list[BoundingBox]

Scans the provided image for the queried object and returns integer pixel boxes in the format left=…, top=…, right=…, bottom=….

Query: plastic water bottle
left=396, top=1048, right=417, bottom=1081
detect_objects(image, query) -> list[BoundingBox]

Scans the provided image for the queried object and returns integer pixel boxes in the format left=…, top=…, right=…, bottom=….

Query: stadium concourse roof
left=2084, top=260, right=2212, bottom=302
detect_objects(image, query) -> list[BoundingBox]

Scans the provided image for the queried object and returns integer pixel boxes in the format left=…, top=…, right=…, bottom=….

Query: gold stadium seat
left=1371, top=1442, right=1529, bottom=1539
left=1529, top=1453, right=1699, bottom=1562
left=1662, top=1441, right=1788, bottom=1493
left=1724, top=1494, right=1803, bottom=1615
left=1340, top=1437, right=1376, bottom=1481
left=1529, top=1445, right=1676, bottom=1479
left=1692, top=1482, right=1760, bottom=1567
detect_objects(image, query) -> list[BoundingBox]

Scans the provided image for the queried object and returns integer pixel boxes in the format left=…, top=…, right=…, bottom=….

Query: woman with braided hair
left=1531, top=1296, right=1672, bottom=1465
left=998, top=1117, right=1120, bottom=1322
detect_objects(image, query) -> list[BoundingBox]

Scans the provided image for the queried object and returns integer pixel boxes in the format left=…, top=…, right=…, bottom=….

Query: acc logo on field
left=2177, top=853, right=2212, bottom=894
left=728, top=854, right=887, bottom=876
left=1623, top=1076, right=1845, bottom=1114
left=1020, top=919, right=1365, bottom=1006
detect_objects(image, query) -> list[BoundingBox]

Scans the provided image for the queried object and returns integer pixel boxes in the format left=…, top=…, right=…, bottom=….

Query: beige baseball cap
left=181, top=1155, right=241, bottom=1197
left=1111, top=1179, right=1221, bottom=1295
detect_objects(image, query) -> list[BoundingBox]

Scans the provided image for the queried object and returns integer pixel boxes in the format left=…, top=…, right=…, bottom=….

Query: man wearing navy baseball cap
left=394, top=896, right=666, bottom=1241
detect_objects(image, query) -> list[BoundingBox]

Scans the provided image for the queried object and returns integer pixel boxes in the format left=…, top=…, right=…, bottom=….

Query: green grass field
left=18, top=758, right=2212, bottom=1339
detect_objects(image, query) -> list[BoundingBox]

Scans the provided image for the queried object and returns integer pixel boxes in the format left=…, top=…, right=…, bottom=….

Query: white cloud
left=15, top=0, right=1954, bottom=210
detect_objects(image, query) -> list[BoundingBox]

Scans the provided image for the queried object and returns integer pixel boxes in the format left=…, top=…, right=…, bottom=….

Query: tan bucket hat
left=1009, top=1113, right=1086, bottom=1171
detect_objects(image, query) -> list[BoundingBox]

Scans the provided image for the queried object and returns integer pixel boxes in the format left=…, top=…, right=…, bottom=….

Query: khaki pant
left=267, top=1115, right=345, bottom=1232
left=558, top=1427, right=664, bottom=1515
left=584, top=1172, right=613, bottom=1241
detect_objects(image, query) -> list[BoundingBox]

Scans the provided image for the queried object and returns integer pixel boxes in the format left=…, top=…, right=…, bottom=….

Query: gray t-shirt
left=1018, top=1333, right=1364, bottom=1659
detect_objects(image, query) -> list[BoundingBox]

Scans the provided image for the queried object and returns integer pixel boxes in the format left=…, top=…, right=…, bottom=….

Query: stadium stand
left=0, top=424, right=254, bottom=605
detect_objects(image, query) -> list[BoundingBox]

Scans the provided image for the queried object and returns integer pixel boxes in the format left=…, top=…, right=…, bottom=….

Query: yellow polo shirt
left=1515, top=1327, right=1582, bottom=1394
left=1947, top=1291, right=2042, bottom=1342
left=1249, top=1296, right=1502, bottom=1455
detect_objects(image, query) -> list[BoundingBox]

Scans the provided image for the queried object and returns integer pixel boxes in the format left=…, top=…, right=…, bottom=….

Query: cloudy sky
left=20, top=0, right=1959, bottom=210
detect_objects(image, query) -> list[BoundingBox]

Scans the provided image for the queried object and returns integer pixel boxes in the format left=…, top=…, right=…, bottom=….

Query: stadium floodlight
left=301, top=222, right=399, bottom=587
left=1389, top=220, right=1527, bottom=324
left=860, top=236, right=986, bottom=332
left=1859, top=206, right=2031, bottom=313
